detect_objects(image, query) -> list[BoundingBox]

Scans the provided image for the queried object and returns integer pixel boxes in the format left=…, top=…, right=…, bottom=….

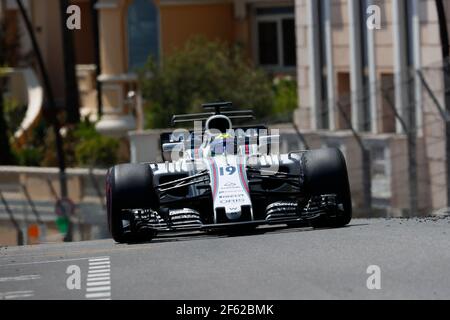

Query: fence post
left=292, top=121, right=310, bottom=150
left=335, top=101, right=372, bottom=210
left=89, top=167, right=106, bottom=210
left=0, top=191, right=24, bottom=246
left=380, top=79, right=418, bottom=217
left=407, top=123, right=418, bottom=217
left=21, top=184, right=43, bottom=224
left=361, top=148, right=372, bottom=211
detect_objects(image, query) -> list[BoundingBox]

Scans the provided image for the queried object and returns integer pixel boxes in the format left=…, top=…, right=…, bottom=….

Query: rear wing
left=171, top=102, right=254, bottom=125
left=160, top=125, right=269, bottom=161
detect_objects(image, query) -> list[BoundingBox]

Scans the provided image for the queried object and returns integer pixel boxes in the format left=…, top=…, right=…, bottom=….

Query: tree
left=139, top=37, right=274, bottom=128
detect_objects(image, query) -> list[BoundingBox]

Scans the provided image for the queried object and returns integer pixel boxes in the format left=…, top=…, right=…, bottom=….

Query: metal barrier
left=0, top=166, right=108, bottom=245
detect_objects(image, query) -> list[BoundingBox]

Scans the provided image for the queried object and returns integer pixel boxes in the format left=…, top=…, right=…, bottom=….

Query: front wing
left=123, top=194, right=342, bottom=235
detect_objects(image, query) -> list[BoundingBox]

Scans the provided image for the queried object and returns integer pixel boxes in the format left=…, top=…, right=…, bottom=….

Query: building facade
left=5, top=0, right=450, bottom=215
left=2, top=0, right=296, bottom=137
left=94, top=0, right=296, bottom=135
left=295, top=0, right=450, bottom=215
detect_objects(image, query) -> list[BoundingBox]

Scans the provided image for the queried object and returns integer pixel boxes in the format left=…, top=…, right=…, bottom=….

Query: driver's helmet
left=210, top=132, right=235, bottom=155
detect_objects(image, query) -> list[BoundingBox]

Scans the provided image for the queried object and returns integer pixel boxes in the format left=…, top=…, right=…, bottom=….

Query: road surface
left=0, top=218, right=449, bottom=300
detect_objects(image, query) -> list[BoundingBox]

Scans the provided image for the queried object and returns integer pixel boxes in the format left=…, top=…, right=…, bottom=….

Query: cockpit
left=160, top=102, right=278, bottom=161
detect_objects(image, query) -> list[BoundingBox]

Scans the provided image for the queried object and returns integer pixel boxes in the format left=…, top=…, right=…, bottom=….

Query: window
left=258, top=22, right=278, bottom=65
left=282, top=19, right=296, bottom=66
left=127, top=0, right=159, bottom=71
left=255, top=6, right=296, bottom=69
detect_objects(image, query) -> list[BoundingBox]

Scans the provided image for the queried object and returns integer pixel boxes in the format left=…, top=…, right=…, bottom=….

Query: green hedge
left=14, top=118, right=119, bottom=168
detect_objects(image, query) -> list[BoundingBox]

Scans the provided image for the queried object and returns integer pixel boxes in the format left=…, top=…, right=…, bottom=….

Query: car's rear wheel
left=302, top=148, right=352, bottom=228
left=106, top=163, right=159, bottom=243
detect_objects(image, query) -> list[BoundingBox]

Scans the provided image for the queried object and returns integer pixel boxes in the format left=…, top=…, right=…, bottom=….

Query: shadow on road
left=127, top=222, right=369, bottom=245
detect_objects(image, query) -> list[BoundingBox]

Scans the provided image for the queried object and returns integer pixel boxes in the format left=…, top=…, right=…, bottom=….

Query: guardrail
left=0, top=166, right=108, bottom=245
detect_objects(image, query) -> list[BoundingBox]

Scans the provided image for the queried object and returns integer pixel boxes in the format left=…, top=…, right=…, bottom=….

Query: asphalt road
left=0, top=218, right=449, bottom=300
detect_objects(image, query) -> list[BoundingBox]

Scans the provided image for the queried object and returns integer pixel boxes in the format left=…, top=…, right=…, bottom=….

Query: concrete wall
left=159, top=2, right=235, bottom=55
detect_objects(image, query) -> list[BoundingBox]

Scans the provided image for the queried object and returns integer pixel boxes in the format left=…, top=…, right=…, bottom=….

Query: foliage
left=12, top=118, right=47, bottom=166
left=272, top=76, right=298, bottom=115
left=3, top=97, right=27, bottom=135
left=139, top=37, right=274, bottom=128
left=16, top=118, right=120, bottom=168
left=13, top=145, right=42, bottom=166
left=73, top=120, right=120, bottom=168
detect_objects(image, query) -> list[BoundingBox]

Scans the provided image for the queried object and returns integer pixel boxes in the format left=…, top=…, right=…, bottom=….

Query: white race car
left=106, top=102, right=352, bottom=243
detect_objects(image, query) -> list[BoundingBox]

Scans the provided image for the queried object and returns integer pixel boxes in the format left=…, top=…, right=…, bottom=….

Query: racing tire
left=106, top=163, right=159, bottom=243
left=302, top=148, right=352, bottom=228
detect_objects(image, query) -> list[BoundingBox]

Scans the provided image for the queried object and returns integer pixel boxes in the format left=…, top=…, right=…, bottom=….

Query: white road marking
left=4, top=293, right=34, bottom=299
left=85, top=257, right=111, bottom=300
left=89, top=265, right=111, bottom=270
left=88, top=257, right=110, bottom=262
left=0, top=256, right=110, bottom=268
left=89, top=261, right=110, bottom=266
left=0, top=290, right=34, bottom=300
left=88, top=269, right=110, bottom=274
left=88, top=273, right=110, bottom=278
left=87, top=276, right=110, bottom=281
left=86, top=286, right=111, bottom=292
left=87, top=281, right=111, bottom=287
left=85, top=292, right=111, bottom=299
left=0, top=275, right=41, bottom=282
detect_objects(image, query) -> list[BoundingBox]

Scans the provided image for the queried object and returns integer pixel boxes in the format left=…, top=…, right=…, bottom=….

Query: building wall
left=158, top=2, right=235, bottom=56
left=295, top=0, right=450, bottom=214
left=294, top=0, right=311, bottom=129
left=98, top=1, right=127, bottom=75
left=72, top=0, right=96, bottom=65
left=30, top=0, right=66, bottom=106
left=420, top=0, right=448, bottom=210
left=3, top=0, right=96, bottom=107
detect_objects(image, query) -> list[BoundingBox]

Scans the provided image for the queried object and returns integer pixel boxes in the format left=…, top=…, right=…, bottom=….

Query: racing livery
left=106, top=102, right=352, bottom=243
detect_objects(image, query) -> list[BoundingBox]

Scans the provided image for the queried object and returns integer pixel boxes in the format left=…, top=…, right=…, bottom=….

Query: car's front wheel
left=302, top=148, right=352, bottom=228
left=106, top=163, right=159, bottom=243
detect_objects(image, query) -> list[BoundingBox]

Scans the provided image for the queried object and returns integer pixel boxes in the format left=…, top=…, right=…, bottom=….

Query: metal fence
left=127, top=60, right=450, bottom=219
left=5, top=60, right=450, bottom=246
left=0, top=166, right=108, bottom=245
left=289, top=59, right=450, bottom=217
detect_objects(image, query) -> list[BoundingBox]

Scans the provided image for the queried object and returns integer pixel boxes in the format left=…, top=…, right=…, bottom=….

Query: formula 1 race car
left=106, top=102, right=352, bottom=243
